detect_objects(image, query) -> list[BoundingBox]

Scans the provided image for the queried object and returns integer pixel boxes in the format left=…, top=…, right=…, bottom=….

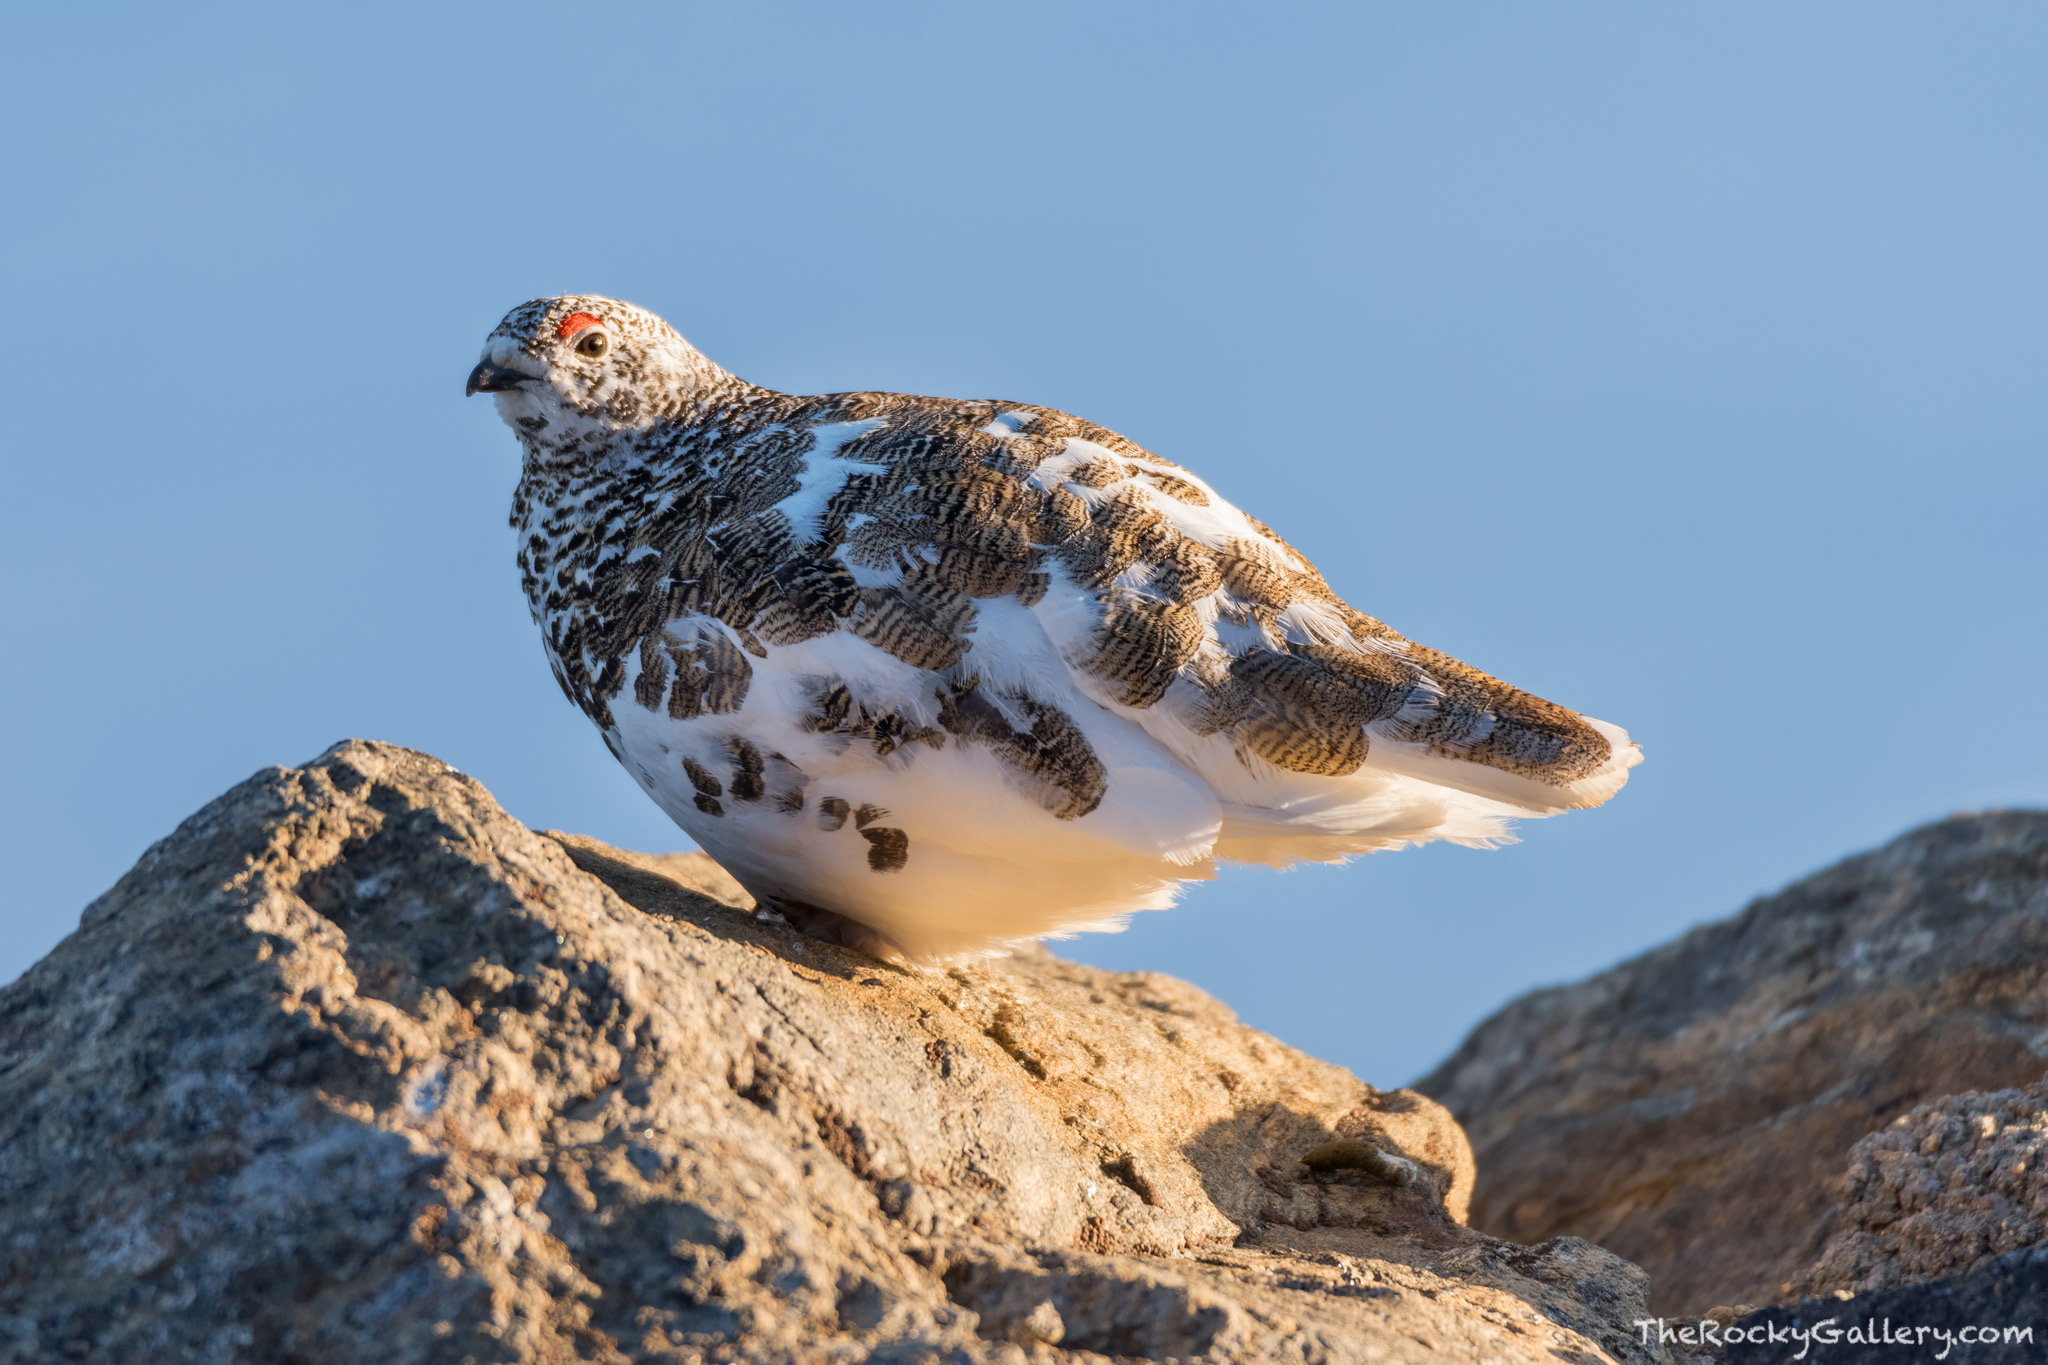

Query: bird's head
left=466, top=295, right=727, bottom=446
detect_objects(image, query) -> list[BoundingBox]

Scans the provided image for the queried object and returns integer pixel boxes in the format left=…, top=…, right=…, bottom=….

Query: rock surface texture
left=1792, top=1076, right=2048, bottom=1298
left=0, top=740, right=1665, bottom=1364
left=1417, top=811, right=2048, bottom=1315
left=1724, top=1247, right=2048, bottom=1365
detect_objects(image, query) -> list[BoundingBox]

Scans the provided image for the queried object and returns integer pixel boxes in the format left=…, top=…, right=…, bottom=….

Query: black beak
left=466, top=360, right=532, bottom=396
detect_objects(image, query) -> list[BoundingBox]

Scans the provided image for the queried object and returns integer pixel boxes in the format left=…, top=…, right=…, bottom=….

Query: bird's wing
left=708, top=394, right=1634, bottom=868
left=812, top=400, right=1640, bottom=863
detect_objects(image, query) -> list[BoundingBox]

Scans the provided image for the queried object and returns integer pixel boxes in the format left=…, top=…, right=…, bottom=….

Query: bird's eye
left=575, top=330, right=611, bottom=359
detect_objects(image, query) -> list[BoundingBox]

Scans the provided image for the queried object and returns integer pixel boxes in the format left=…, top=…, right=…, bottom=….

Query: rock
left=1791, top=1076, right=2048, bottom=1298
left=0, top=740, right=1665, bottom=1364
left=1416, top=811, right=2048, bottom=1315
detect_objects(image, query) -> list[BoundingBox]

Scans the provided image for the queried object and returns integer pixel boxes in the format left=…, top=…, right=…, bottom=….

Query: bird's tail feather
left=1209, top=713, right=1639, bottom=867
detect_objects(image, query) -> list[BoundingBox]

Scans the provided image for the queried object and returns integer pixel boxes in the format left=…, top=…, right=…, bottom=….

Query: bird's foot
left=761, top=896, right=911, bottom=967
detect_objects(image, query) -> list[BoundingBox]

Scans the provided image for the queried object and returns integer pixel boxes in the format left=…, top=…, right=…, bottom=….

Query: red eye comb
left=556, top=312, right=605, bottom=340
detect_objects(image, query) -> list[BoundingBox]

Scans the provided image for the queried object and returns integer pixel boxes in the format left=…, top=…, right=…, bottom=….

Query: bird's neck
left=507, top=376, right=783, bottom=538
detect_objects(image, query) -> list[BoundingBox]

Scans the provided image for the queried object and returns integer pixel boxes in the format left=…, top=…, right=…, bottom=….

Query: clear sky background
left=4, top=3, right=2043, bottom=1085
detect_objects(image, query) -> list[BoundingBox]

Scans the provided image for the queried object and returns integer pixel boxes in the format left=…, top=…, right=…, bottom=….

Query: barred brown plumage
left=472, top=294, right=1641, bottom=962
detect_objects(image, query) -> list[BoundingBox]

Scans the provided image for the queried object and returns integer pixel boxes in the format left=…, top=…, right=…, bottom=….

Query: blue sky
left=4, top=3, right=2043, bottom=1083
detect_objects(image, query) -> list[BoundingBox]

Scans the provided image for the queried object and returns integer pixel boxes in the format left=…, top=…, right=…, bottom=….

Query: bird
left=468, top=295, right=1640, bottom=963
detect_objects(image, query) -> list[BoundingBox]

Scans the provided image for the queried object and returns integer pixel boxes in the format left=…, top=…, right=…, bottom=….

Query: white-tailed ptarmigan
left=468, top=295, right=1641, bottom=962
